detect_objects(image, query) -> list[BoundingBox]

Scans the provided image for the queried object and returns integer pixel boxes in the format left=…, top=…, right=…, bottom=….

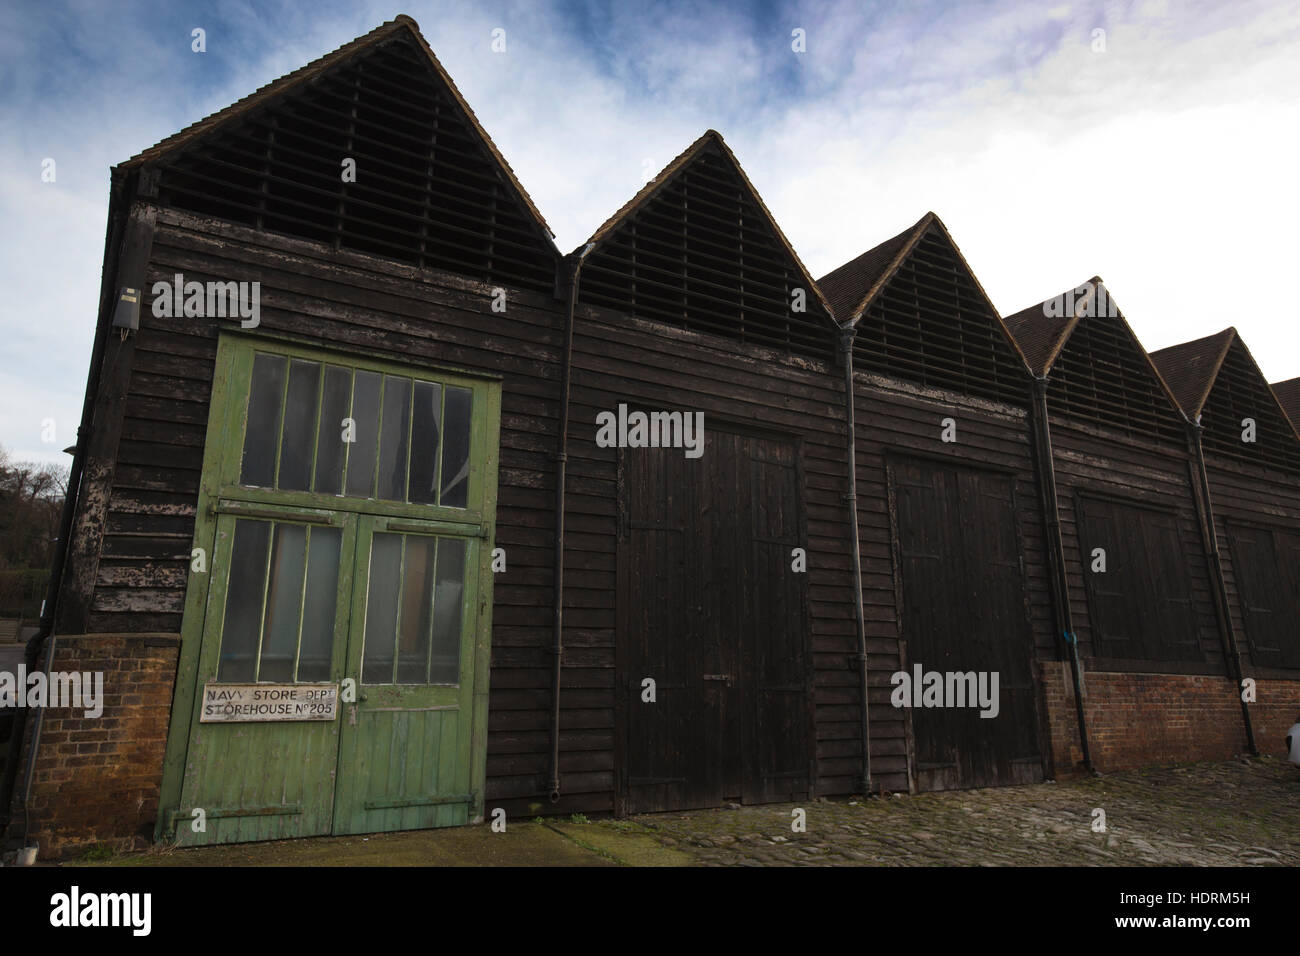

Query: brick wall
left=1251, top=679, right=1300, bottom=757
left=1037, top=660, right=1085, bottom=777
left=13, top=633, right=178, bottom=859
left=1040, top=666, right=1267, bottom=773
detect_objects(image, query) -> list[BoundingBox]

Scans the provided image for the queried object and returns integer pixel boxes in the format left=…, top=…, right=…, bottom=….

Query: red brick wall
left=15, top=633, right=178, bottom=859
left=1040, top=666, right=1273, bottom=774
left=1037, top=660, right=1085, bottom=776
left=1251, top=679, right=1300, bottom=758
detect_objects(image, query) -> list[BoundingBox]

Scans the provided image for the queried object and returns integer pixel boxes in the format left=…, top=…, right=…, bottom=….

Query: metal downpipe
left=1030, top=378, right=1094, bottom=773
left=547, top=243, right=595, bottom=803
left=839, top=323, right=872, bottom=794
left=1188, top=422, right=1258, bottom=756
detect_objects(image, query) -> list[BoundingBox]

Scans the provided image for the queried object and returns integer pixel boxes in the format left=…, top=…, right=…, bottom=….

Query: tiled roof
left=1149, top=328, right=1236, bottom=419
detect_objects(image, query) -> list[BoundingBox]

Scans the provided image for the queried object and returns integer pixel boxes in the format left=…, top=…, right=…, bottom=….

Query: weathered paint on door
left=332, top=516, right=484, bottom=833
left=890, top=457, right=1042, bottom=791
left=160, top=335, right=500, bottom=846
left=617, top=427, right=810, bottom=814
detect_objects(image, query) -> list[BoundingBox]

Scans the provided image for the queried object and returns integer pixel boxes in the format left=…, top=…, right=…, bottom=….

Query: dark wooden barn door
left=891, top=457, right=1041, bottom=791
left=618, top=428, right=809, bottom=813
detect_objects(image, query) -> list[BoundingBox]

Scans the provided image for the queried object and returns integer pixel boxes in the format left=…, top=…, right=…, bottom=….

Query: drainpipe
left=839, top=321, right=872, bottom=795
left=1029, top=377, right=1094, bottom=773
left=3, top=171, right=132, bottom=844
left=1187, top=420, right=1258, bottom=756
left=547, top=242, right=595, bottom=803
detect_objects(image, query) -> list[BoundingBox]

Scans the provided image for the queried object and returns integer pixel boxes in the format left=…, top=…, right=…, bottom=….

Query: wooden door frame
left=613, top=422, right=814, bottom=816
left=884, top=450, right=1045, bottom=792
left=156, top=330, right=502, bottom=840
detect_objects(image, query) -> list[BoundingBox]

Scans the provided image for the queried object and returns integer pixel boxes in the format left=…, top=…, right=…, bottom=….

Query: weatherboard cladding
left=42, top=13, right=1300, bottom=846
left=1149, top=334, right=1300, bottom=677
left=1003, top=286, right=1221, bottom=672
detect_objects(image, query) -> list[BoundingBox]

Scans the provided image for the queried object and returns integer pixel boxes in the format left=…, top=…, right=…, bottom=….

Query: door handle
left=702, top=674, right=733, bottom=687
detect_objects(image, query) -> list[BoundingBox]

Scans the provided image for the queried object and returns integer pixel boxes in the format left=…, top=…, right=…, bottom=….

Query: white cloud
left=3, top=0, right=1299, bottom=468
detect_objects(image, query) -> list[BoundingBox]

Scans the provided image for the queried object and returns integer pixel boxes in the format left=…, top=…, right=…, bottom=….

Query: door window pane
left=378, top=377, right=412, bottom=502
left=313, top=366, right=352, bottom=496
left=346, top=371, right=382, bottom=498
left=440, top=387, right=473, bottom=508
left=240, top=352, right=478, bottom=508
left=259, top=524, right=307, bottom=682
left=217, top=519, right=342, bottom=684
left=362, top=532, right=402, bottom=683
left=431, top=538, right=466, bottom=683
left=298, top=526, right=342, bottom=681
left=240, top=355, right=286, bottom=488
left=218, top=519, right=271, bottom=682
left=397, top=536, right=436, bottom=683
left=278, top=360, right=321, bottom=492
left=409, top=381, right=442, bottom=505
left=362, top=532, right=467, bottom=685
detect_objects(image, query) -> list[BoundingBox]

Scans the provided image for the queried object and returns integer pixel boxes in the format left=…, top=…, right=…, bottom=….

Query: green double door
left=163, top=336, right=499, bottom=847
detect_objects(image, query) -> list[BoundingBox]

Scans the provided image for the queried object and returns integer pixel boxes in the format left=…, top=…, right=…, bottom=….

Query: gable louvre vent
left=577, top=146, right=833, bottom=360
left=1201, top=342, right=1300, bottom=474
left=855, top=226, right=1026, bottom=406
left=1047, top=316, right=1185, bottom=445
left=155, top=35, right=556, bottom=293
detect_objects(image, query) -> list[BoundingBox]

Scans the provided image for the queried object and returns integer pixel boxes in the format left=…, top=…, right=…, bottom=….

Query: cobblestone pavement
left=623, top=757, right=1300, bottom=866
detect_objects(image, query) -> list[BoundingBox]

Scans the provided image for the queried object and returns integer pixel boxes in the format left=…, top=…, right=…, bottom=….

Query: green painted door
left=163, top=336, right=500, bottom=847
left=175, top=506, right=355, bottom=846
left=332, top=515, right=483, bottom=833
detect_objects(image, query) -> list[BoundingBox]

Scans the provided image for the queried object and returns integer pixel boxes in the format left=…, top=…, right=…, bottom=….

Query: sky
left=2, top=0, right=1298, bottom=465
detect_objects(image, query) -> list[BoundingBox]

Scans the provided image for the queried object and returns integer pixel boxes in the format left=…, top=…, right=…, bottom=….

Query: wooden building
left=1004, top=281, right=1249, bottom=772
left=4, top=16, right=862, bottom=853
left=1150, top=331, right=1300, bottom=755
left=6, top=15, right=1297, bottom=858
left=817, top=213, right=1055, bottom=793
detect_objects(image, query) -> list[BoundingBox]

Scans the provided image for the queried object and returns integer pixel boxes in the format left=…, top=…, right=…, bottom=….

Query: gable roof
left=1271, top=377, right=1300, bottom=428
left=1152, top=330, right=1300, bottom=470
left=579, top=129, right=836, bottom=321
left=1004, top=279, right=1187, bottom=440
left=1002, top=282, right=1095, bottom=377
left=1148, top=329, right=1236, bottom=420
left=816, top=212, right=1031, bottom=369
left=121, top=15, right=556, bottom=247
left=814, top=213, right=1033, bottom=405
left=817, top=215, right=928, bottom=324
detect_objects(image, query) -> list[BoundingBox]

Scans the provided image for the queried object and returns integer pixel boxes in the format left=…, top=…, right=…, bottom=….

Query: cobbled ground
left=622, top=757, right=1300, bottom=866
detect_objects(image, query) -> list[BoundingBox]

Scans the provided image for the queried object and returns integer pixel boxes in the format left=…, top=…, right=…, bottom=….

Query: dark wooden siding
left=1046, top=417, right=1224, bottom=673
left=1204, top=457, right=1300, bottom=678
left=78, top=206, right=582, bottom=806
left=562, top=302, right=858, bottom=804
left=78, top=206, right=874, bottom=811
left=850, top=374, right=1052, bottom=793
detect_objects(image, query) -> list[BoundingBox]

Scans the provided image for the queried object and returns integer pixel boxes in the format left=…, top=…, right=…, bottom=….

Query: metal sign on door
left=200, top=682, right=339, bottom=722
